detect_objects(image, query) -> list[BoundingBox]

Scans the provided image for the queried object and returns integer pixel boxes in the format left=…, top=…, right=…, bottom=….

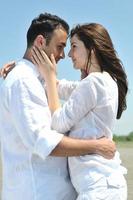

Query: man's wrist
left=85, top=139, right=99, bottom=154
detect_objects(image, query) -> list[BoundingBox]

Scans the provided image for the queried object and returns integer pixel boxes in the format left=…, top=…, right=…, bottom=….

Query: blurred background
left=0, top=0, right=133, bottom=136
left=0, top=1, right=133, bottom=199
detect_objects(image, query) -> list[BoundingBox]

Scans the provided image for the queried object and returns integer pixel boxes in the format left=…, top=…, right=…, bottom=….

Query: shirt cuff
left=33, top=129, right=63, bottom=159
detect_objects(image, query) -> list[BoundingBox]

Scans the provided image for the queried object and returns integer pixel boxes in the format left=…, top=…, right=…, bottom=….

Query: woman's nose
left=68, top=50, right=71, bottom=57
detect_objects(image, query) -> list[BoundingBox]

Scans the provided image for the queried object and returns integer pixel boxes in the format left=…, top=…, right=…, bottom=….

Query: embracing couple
left=0, top=12, right=128, bottom=200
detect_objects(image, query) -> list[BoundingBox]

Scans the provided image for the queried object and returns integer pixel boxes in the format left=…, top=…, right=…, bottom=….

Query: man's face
left=44, top=28, right=68, bottom=63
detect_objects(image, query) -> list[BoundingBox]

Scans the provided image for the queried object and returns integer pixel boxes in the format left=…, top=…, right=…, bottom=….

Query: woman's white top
left=51, top=72, right=127, bottom=191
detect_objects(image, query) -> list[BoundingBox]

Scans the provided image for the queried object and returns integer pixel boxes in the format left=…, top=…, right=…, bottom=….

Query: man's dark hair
left=26, top=12, right=69, bottom=47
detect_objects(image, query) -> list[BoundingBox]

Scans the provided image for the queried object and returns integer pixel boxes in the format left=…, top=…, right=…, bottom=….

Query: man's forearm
left=50, top=135, right=97, bottom=156
left=50, top=136, right=116, bottom=159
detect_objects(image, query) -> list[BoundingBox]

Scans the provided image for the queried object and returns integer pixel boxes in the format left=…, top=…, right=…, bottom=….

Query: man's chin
left=56, top=59, right=59, bottom=63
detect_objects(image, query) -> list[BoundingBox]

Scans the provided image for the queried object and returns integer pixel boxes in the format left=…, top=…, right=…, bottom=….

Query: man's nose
left=60, top=51, right=65, bottom=59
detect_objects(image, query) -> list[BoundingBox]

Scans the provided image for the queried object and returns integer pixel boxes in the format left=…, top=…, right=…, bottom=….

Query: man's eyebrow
left=60, top=42, right=66, bottom=47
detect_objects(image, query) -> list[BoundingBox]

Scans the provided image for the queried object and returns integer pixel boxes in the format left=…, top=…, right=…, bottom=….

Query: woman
left=32, top=23, right=128, bottom=200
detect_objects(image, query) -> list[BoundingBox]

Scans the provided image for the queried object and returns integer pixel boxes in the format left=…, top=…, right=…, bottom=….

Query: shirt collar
left=18, top=58, right=40, bottom=78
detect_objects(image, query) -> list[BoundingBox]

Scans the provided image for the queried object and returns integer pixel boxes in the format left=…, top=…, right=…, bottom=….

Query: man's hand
left=95, top=138, right=116, bottom=159
left=0, top=61, right=15, bottom=79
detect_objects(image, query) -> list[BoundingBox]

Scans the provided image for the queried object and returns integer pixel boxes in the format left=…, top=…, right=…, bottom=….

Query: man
left=0, top=13, right=115, bottom=200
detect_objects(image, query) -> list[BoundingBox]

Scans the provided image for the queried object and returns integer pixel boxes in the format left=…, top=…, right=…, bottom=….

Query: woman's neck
left=87, top=62, right=101, bottom=74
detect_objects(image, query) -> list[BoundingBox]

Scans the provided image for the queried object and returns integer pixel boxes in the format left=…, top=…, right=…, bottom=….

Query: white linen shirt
left=51, top=72, right=127, bottom=193
left=0, top=59, right=77, bottom=200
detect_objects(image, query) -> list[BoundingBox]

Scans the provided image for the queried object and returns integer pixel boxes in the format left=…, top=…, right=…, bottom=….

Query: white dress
left=51, top=72, right=127, bottom=200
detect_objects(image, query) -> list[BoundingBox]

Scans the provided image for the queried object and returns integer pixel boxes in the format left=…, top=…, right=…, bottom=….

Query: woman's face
left=68, top=35, right=88, bottom=70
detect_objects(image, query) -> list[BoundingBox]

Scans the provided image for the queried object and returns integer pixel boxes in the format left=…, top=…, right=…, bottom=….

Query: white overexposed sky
left=0, top=0, right=132, bottom=135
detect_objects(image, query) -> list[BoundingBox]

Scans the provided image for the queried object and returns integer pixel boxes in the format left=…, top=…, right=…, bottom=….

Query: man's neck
left=23, top=48, right=32, bottom=63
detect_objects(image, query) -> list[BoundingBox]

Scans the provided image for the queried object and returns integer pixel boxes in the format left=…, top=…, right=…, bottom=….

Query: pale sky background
left=0, top=0, right=132, bottom=135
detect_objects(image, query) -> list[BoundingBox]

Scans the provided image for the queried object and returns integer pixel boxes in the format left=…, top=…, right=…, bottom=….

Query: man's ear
left=33, top=35, right=46, bottom=48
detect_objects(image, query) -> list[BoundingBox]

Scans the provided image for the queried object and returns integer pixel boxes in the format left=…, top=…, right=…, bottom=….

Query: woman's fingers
left=32, top=46, right=55, bottom=69
left=0, top=61, right=15, bottom=78
left=50, top=54, right=56, bottom=66
left=0, top=68, right=3, bottom=77
left=31, top=46, right=57, bottom=78
left=31, top=55, right=39, bottom=66
left=32, top=46, right=50, bottom=67
left=41, top=50, right=52, bottom=65
left=32, top=47, right=42, bottom=64
left=50, top=54, right=57, bottom=73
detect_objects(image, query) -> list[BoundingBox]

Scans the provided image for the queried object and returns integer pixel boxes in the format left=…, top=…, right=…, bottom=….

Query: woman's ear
left=33, top=35, right=46, bottom=48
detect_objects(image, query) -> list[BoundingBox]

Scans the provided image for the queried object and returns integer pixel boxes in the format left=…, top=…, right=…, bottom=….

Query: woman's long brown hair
left=70, top=23, right=128, bottom=119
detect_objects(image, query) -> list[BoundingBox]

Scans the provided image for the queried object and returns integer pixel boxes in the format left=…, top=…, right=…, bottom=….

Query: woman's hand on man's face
left=31, top=46, right=57, bottom=81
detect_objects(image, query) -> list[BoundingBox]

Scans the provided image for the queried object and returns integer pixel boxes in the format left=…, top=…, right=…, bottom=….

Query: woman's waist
left=68, top=151, right=127, bottom=177
left=69, top=157, right=127, bottom=193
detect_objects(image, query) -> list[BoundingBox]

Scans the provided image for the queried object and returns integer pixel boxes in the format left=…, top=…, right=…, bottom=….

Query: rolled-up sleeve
left=8, top=77, right=63, bottom=159
left=52, top=77, right=97, bottom=133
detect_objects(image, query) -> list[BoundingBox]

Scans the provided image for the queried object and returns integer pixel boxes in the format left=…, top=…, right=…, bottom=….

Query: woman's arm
left=31, top=47, right=61, bottom=113
left=52, top=79, right=97, bottom=133
left=58, top=79, right=79, bottom=100
left=31, top=47, right=97, bottom=133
